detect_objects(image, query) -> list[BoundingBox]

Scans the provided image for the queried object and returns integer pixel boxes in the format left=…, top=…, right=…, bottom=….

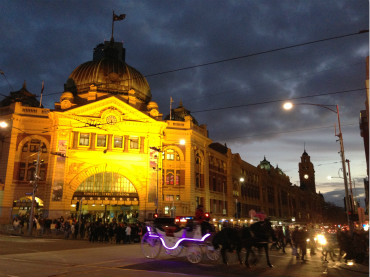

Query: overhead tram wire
left=185, top=60, right=366, bottom=102
left=213, top=122, right=356, bottom=141
left=143, top=30, right=369, bottom=78
left=191, top=87, right=365, bottom=114
left=39, top=29, right=368, bottom=99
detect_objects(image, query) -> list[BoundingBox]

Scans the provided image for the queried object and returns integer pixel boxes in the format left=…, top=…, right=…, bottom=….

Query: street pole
left=336, top=105, right=353, bottom=234
left=28, top=143, right=41, bottom=236
left=346, top=159, right=355, bottom=212
left=283, top=102, right=353, bottom=234
left=156, top=157, right=159, bottom=214
left=77, top=198, right=83, bottom=238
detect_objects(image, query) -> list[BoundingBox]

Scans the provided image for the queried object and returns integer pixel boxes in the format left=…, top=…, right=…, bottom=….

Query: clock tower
left=299, top=150, right=316, bottom=193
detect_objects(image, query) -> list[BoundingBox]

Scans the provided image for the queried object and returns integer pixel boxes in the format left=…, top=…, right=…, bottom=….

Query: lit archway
left=71, top=172, right=139, bottom=223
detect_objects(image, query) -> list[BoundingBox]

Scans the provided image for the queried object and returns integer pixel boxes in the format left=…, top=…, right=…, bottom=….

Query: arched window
left=163, top=148, right=182, bottom=187
left=166, top=172, right=174, bottom=185
left=75, top=172, right=136, bottom=193
left=18, top=139, right=48, bottom=181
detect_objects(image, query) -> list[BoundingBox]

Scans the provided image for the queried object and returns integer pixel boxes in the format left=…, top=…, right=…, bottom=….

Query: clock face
left=304, top=174, right=309, bottom=179
left=106, top=115, right=117, bottom=125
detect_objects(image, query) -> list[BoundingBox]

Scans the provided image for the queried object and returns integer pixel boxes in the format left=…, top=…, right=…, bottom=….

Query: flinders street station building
left=0, top=37, right=324, bottom=226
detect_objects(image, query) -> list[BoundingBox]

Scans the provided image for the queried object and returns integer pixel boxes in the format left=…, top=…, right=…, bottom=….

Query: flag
left=113, top=13, right=126, bottom=21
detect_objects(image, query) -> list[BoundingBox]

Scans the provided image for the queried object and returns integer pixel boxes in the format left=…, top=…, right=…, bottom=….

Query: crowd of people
left=10, top=212, right=369, bottom=265
left=268, top=224, right=369, bottom=265
left=11, top=214, right=145, bottom=244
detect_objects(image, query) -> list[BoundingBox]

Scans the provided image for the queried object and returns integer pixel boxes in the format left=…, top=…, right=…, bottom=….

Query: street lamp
left=283, top=101, right=352, bottom=233
left=0, top=121, right=8, bottom=128
left=27, top=142, right=42, bottom=235
left=235, top=177, right=244, bottom=219
left=150, top=147, right=161, bottom=215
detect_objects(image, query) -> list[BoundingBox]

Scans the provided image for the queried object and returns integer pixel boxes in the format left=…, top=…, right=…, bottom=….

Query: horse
left=212, top=219, right=276, bottom=268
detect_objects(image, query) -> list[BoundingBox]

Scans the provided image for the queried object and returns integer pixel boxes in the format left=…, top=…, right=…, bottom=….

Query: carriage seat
left=154, top=217, right=182, bottom=237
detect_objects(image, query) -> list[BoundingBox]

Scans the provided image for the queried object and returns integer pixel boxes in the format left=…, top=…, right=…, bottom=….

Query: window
left=39, top=164, right=46, bottom=181
left=196, top=196, right=204, bottom=208
left=165, top=195, right=174, bottom=201
left=166, top=149, right=175, bottom=160
left=212, top=176, right=216, bottom=191
left=22, top=143, right=28, bottom=152
left=176, top=171, right=180, bottom=186
left=19, top=163, right=26, bottom=180
left=29, top=139, right=43, bottom=152
left=76, top=172, right=137, bottom=194
left=130, top=137, right=139, bottom=149
left=41, top=144, right=47, bottom=153
left=166, top=172, right=174, bottom=185
left=96, top=135, right=106, bottom=147
left=79, top=133, right=90, bottom=146
left=114, top=136, right=123, bottom=148
left=196, top=174, right=200, bottom=188
left=267, top=187, right=274, bottom=203
left=27, top=167, right=36, bottom=181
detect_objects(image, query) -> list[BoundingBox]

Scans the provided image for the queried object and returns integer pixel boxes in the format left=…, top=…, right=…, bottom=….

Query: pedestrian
left=284, top=226, right=293, bottom=248
left=307, top=225, right=316, bottom=255
left=292, top=226, right=301, bottom=259
left=293, top=227, right=308, bottom=261
left=12, top=216, right=20, bottom=233
left=125, top=224, right=132, bottom=244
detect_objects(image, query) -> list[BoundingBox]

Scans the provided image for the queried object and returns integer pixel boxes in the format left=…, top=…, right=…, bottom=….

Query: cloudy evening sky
left=0, top=0, right=368, bottom=208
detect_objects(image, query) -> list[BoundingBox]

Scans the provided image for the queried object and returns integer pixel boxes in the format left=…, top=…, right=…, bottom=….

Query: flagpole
left=39, top=81, right=44, bottom=108
left=111, top=10, right=114, bottom=41
left=170, top=97, right=174, bottom=120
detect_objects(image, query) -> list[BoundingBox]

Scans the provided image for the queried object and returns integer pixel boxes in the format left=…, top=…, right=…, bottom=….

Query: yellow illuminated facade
left=0, top=40, right=323, bottom=224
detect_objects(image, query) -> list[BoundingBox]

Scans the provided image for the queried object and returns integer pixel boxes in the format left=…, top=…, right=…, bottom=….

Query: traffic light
left=153, top=213, right=158, bottom=219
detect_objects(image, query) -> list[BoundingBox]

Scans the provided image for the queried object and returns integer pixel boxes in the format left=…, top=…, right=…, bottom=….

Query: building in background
left=0, top=37, right=324, bottom=225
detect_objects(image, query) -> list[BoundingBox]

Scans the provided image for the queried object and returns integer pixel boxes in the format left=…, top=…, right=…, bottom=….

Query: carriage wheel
left=166, top=245, right=183, bottom=257
left=141, top=232, right=162, bottom=259
left=186, top=244, right=203, bottom=264
left=205, top=245, right=220, bottom=261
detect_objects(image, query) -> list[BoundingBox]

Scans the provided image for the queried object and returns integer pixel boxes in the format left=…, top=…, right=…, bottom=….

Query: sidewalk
left=0, top=224, right=64, bottom=239
left=338, top=259, right=369, bottom=274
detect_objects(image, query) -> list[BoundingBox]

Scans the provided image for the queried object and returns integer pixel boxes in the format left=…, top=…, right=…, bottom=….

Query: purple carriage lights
left=146, top=226, right=211, bottom=250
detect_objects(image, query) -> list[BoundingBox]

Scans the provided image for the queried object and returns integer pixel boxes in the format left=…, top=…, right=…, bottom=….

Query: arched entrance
left=71, top=172, right=139, bottom=223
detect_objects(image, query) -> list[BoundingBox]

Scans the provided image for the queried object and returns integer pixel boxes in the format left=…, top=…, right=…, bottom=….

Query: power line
left=185, top=60, right=365, bottom=102
left=143, top=30, right=369, bottom=78
left=214, top=123, right=356, bottom=141
left=37, top=30, right=368, bottom=99
left=191, top=87, right=365, bottom=113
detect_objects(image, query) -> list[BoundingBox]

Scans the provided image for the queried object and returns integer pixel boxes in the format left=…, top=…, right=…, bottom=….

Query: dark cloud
left=1, top=0, right=368, bottom=198
left=321, top=183, right=366, bottom=208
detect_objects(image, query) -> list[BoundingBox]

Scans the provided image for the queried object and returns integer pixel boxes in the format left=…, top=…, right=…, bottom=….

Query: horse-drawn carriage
left=141, top=217, right=220, bottom=263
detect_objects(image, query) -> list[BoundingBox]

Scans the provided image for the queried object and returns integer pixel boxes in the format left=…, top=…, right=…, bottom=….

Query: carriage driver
left=195, top=205, right=214, bottom=235
left=195, top=205, right=206, bottom=222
